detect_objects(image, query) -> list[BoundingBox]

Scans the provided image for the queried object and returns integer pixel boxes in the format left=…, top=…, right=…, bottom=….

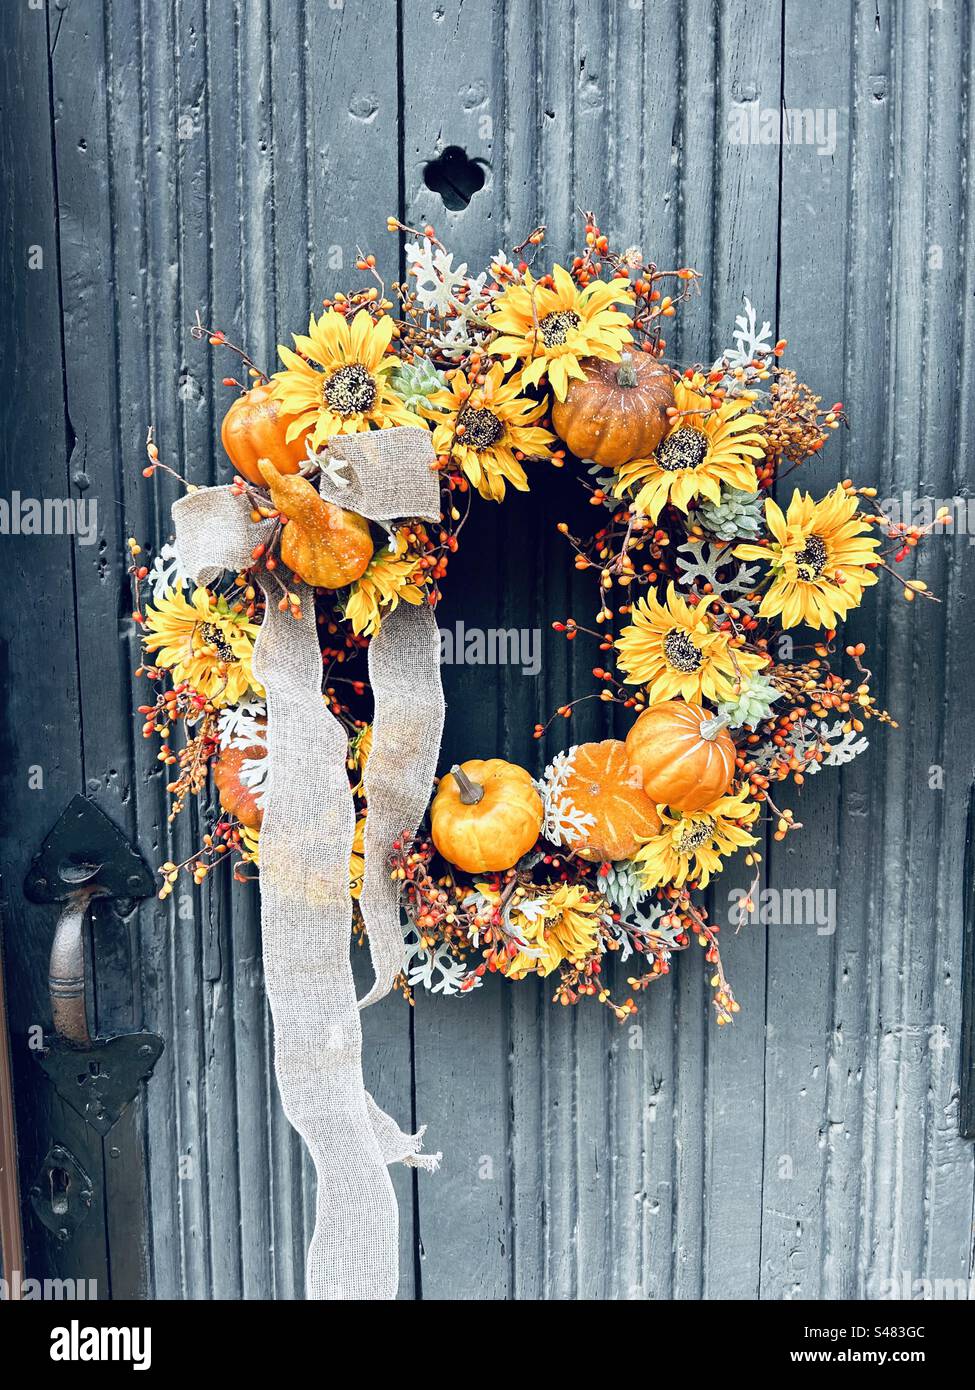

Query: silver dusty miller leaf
left=403, top=926, right=476, bottom=997
left=711, top=296, right=775, bottom=389
left=674, top=539, right=762, bottom=613
left=146, top=541, right=191, bottom=601
left=217, top=699, right=267, bottom=750
left=306, top=438, right=351, bottom=490
left=804, top=720, right=870, bottom=773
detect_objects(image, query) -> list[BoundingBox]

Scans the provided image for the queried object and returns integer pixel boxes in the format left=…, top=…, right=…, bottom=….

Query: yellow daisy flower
left=349, top=813, right=366, bottom=900
left=613, top=374, right=766, bottom=522
left=486, top=264, right=634, bottom=401
left=271, top=309, right=423, bottom=447
left=421, top=361, right=556, bottom=501
left=735, top=485, right=880, bottom=629
left=634, top=787, right=760, bottom=889
left=143, top=587, right=261, bottom=706
left=343, top=528, right=427, bottom=638
left=480, top=882, right=603, bottom=980
left=615, top=582, right=767, bottom=704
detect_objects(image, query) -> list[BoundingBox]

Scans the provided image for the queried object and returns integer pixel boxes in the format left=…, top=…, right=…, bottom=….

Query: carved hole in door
left=422, top=145, right=487, bottom=211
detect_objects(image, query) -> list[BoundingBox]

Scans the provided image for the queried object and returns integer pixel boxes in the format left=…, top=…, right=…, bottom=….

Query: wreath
left=130, top=212, right=943, bottom=1027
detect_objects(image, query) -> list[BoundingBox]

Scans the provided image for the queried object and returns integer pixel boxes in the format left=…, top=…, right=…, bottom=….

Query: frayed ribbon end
left=400, top=1122, right=442, bottom=1173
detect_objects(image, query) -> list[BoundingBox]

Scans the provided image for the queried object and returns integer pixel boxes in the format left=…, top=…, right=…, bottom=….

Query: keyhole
left=422, top=145, right=486, bottom=211
left=49, top=1167, right=71, bottom=1216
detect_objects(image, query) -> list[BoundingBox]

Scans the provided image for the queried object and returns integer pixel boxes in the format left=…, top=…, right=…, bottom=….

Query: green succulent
left=387, top=358, right=448, bottom=411
left=697, top=485, right=766, bottom=541
left=717, top=672, right=783, bottom=730
left=598, top=859, right=648, bottom=917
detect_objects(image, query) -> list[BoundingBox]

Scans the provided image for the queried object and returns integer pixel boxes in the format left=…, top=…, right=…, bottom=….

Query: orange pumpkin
left=560, top=740, right=661, bottom=862
left=258, top=459, right=373, bottom=589
left=624, top=700, right=736, bottom=813
left=221, top=382, right=308, bottom=485
left=551, top=351, right=674, bottom=468
left=430, top=759, right=543, bottom=873
left=213, top=734, right=266, bottom=830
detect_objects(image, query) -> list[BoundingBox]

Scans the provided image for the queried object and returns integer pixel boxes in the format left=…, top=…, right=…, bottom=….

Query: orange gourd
left=624, top=701, right=736, bottom=813
left=560, top=740, right=661, bottom=862
left=257, top=459, right=373, bottom=589
left=221, top=383, right=308, bottom=485
left=551, top=351, right=674, bottom=468
left=430, top=759, right=543, bottom=873
left=212, top=735, right=266, bottom=830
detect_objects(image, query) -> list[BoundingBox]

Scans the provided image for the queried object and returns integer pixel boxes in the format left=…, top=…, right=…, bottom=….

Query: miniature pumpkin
left=551, top=351, right=674, bottom=468
left=624, top=700, right=736, bottom=813
left=213, top=733, right=266, bottom=830
left=221, top=382, right=308, bottom=485
left=258, top=458, right=373, bottom=589
left=430, top=759, right=543, bottom=874
left=559, top=739, right=661, bottom=862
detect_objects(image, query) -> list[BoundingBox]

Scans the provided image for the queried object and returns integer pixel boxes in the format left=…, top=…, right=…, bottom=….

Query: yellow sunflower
left=480, top=882, right=603, bottom=980
left=143, top=587, right=261, bottom=706
left=271, top=309, right=423, bottom=447
left=237, top=813, right=366, bottom=899
left=349, top=813, right=366, bottom=900
left=486, top=264, right=634, bottom=401
left=613, top=374, right=766, bottom=521
left=634, top=787, right=760, bottom=889
left=343, top=528, right=427, bottom=637
left=421, top=361, right=556, bottom=501
left=735, top=485, right=880, bottom=629
left=239, top=824, right=261, bottom=864
left=615, top=582, right=767, bottom=704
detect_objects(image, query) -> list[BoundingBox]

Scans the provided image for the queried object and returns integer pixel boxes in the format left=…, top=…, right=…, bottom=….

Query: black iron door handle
left=47, top=877, right=101, bottom=1048
left=24, top=796, right=164, bottom=1136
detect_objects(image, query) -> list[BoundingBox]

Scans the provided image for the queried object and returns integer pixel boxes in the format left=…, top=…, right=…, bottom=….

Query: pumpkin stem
left=699, top=712, right=731, bottom=741
left=616, top=352, right=638, bottom=388
left=450, top=763, right=484, bottom=805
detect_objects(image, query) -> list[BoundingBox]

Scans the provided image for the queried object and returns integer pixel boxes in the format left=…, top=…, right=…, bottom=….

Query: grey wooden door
left=1, top=0, right=973, bottom=1300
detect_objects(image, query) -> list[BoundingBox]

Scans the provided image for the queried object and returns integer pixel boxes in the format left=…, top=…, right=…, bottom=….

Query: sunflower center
left=538, top=309, right=581, bottom=347
left=199, top=622, right=237, bottom=664
left=677, top=818, right=715, bottom=853
left=457, top=403, right=506, bottom=451
left=794, top=533, right=828, bottom=581
left=663, top=627, right=704, bottom=673
left=322, top=363, right=377, bottom=417
left=655, top=426, right=709, bottom=472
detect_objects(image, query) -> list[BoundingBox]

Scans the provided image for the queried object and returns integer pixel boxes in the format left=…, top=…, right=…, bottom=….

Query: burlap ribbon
left=173, top=426, right=444, bottom=1300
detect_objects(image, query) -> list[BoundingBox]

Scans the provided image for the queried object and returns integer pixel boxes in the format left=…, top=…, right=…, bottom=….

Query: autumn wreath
left=130, top=214, right=943, bottom=1025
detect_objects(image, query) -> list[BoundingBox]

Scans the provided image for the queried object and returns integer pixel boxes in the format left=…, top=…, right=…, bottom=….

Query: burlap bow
left=173, top=426, right=444, bottom=1300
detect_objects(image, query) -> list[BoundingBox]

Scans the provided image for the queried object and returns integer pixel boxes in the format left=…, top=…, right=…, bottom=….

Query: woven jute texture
left=172, top=426, right=444, bottom=1299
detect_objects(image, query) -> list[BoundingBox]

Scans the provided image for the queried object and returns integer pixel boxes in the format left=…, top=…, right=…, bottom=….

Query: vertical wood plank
left=857, top=0, right=975, bottom=1297
left=0, top=0, right=110, bottom=1297
left=668, top=0, right=718, bottom=1304
left=697, top=0, right=781, bottom=1300
left=916, top=0, right=975, bottom=1286
left=49, top=0, right=179, bottom=1300
left=761, top=0, right=855, bottom=1301
left=401, top=0, right=512, bottom=1300
left=601, top=0, right=684, bottom=1303
left=808, top=0, right=899, bottom=1303
left=108, top=0, right=189, bottom=1301
left=302, top=0, right=416, bottom=1299
left=267, top=0, right=313, bottom=1302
